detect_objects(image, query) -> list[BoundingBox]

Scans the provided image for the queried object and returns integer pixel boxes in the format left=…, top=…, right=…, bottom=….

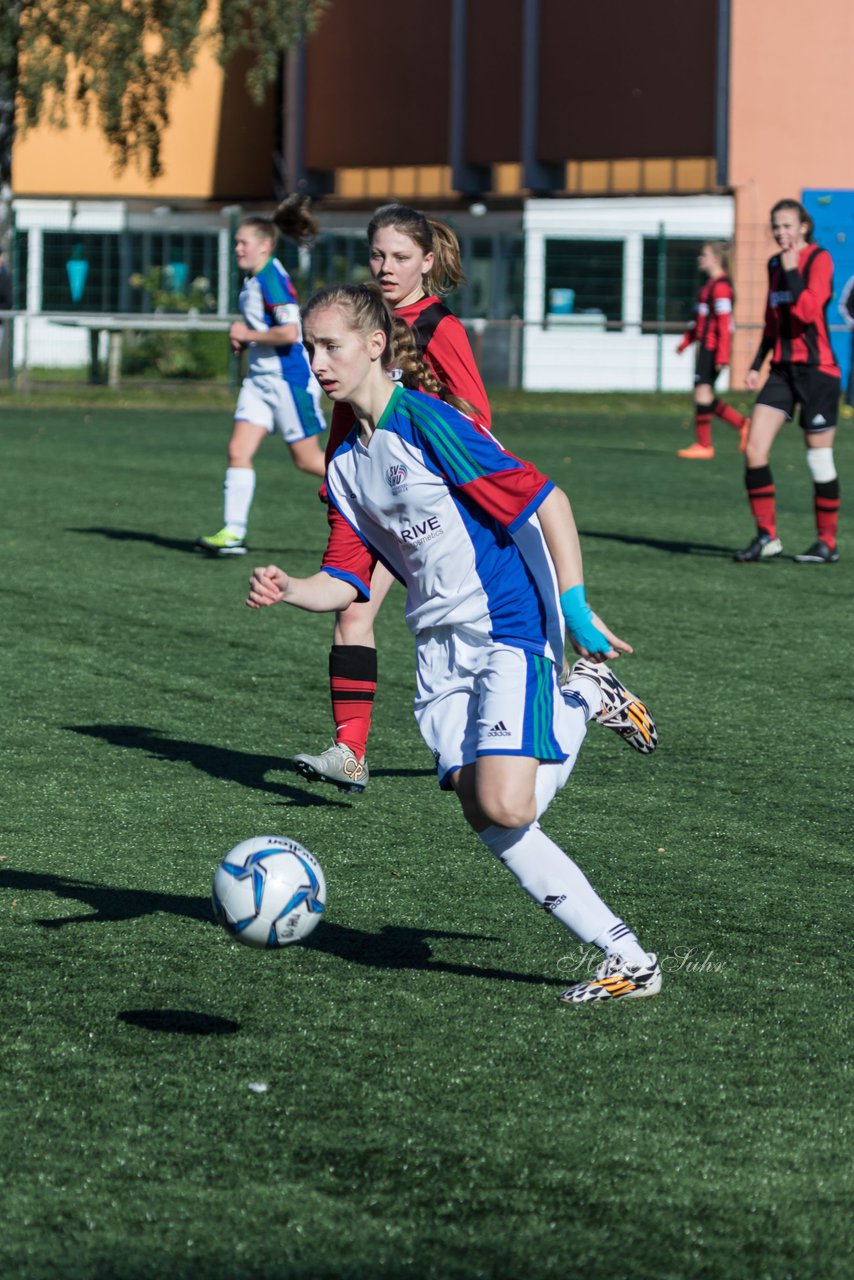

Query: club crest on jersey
left=385, top=463, right=408, bottom=490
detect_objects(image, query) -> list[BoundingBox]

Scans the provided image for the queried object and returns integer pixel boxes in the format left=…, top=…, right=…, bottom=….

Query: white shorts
left=235, top=374, right=325, bottom=442
left=414, top=628, right=581, bottom=788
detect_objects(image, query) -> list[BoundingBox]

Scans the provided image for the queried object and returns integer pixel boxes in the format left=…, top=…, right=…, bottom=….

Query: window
left=642, top=237, right=706, bottom=326
left=40, top=231, right=221, bottom=313
left=544, top=239, right=623, bottom=323
left=42, top=233, right=121, bottom=312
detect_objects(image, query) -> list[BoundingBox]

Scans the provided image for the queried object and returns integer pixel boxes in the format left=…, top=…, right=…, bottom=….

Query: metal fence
left=3, top=220, right=852, bottom=394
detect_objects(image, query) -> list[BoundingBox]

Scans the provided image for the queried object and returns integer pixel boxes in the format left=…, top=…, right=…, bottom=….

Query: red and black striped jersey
left=678, top=275, right=735, bottom=365
left=751, top=244, right=839, bottom=375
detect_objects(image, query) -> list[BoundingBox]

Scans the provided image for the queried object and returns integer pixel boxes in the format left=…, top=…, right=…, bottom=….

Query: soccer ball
left=211, top=835, right=326, bottom=948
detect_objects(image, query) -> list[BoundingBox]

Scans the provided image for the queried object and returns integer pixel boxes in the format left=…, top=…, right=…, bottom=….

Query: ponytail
left=390, top=317, right=478, bottom=419
left=272, top=194, right=318, bottom=244
left=238, top=195, right=318, bottom=249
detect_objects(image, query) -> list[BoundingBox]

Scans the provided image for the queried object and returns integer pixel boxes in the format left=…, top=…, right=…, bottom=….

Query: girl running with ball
left=247, top=282, right=662, bottom=1006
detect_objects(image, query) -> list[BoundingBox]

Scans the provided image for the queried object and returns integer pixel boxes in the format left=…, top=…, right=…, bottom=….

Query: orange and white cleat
left=558, top=952, right=662, bottom=1004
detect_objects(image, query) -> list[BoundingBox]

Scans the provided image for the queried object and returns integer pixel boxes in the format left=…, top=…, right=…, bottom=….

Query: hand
left=568, top=611, right=633, bottom=663
left=247, top=564, right=288, bottom=609
left=745, top=369, right=761, bottom=391
left=229, top=320, right=251, bottom=351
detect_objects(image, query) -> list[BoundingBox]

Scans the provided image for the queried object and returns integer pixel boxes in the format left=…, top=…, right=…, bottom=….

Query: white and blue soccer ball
left=211, top=835, right=326, bottom=948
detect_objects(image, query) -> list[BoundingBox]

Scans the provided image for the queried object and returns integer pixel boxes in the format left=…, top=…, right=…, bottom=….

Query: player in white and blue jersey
left=247, top=283, right=662, bottom=1005
left=196, top=197, right=326, bottom=557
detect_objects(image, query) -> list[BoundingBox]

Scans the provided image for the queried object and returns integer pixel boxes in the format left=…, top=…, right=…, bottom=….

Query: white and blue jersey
left=237, top=259, right=324, bottom=440
left=323, top=385, right=561, bottom=663
left=240, top=258, right=312, bottom=384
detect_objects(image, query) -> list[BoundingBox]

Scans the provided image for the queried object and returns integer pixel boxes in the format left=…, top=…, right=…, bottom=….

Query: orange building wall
left=12, top=41, right=276, bottom=202
left=728, top=0, right=854, bottom=374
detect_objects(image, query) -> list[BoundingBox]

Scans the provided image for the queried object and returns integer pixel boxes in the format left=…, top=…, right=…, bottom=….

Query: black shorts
left=756, top=363, right=840, bottom=432
left=693, top=347, right=720, bottom=387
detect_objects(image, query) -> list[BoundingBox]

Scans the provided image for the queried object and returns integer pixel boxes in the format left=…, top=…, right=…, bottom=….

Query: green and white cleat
left=291, top=743, right=369, bottom=794
left=195, top=528, right=247, bottom=556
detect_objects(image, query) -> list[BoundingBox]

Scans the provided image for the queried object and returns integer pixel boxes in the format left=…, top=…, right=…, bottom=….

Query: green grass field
left=2, top=390, right=851, bottom=1280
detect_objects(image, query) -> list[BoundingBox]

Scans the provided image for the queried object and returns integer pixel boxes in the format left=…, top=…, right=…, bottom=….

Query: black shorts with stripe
left=756, top=363, right=840, bottom=432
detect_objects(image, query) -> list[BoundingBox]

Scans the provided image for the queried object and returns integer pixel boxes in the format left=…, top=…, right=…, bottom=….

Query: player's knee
left=744, top=442, right=769, bottom=468
left=336, top=612, right=374, bottom=646
left=227, top=444, right=253, bottom=468
left=477, top=792, right=536, bottom=830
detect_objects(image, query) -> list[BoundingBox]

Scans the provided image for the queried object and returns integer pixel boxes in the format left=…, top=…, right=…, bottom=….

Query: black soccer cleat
left=793, top=539, right=839, bottom=564
left=733, top=532, right=783, bottom=562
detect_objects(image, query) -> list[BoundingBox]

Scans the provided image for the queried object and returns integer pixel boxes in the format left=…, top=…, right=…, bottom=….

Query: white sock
left=593, top=921, right=650, bottom=968
left=224, top=467, right=256, bottom=537
left=563, top=672, right=604, bottom=718
left=479, top=821, right=621, bottom=943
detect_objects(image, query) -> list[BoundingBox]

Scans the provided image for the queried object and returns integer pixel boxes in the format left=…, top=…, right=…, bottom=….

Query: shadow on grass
left=0, top=867, right=213, bottom=927
left=579, top=526, right=734, bottom=557
left=0, top=868, right=552, bottom=983
left=118, top=1009, right=240, bottom=1035
left=68, top=525, right=200, bottom=555
left=65, top=724, right=347, bottom=807
left=307, top=921, right=554, bottom=984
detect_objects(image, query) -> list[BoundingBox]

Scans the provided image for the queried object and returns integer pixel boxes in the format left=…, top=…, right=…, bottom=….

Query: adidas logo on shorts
left=486, top=720, right=512, bottom=738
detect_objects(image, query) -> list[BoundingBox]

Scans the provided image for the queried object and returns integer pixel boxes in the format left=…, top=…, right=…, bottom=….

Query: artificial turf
left=1, top=390, right=851, bottom=1279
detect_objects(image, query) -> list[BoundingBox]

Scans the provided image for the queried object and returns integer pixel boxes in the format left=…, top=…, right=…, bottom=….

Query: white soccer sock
left=562, top=672, right=604, bottom=718
left=592, top=921, right=650, bottom=968
left=223, top=466, right=256, bottom=537
left=479, top=821, right=621, bottom=943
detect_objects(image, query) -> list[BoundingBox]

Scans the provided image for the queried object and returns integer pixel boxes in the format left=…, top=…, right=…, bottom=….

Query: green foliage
left=121, top=267, right=226, bottom=378
left=128, top=265, right=217, bottom=315
left=1, top=394, right=851, bottom=1279
left=120, top=328, right=227, bottom=379
left=2, top=0, right=329, bottom=179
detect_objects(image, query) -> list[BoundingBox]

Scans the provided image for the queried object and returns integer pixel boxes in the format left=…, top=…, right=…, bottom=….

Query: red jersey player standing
left=291, top=205, right=490, bottom=793
left=676, top=241, right=750, bottom=459
left=735, top=199, right=842, bottom=563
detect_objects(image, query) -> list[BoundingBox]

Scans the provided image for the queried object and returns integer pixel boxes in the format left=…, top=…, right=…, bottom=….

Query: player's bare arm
left=247, top=565, right=357, bottom=613
left=229, top=320, right=300, bottom=348
left=536, top=487, right=632, bottom=660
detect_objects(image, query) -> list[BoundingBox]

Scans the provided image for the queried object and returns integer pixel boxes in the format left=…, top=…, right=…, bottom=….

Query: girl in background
left=196, top=196, right=326, bottom=556
left=676, top=240, right=749, bottom=460
left=735, top=200, right=841, bottom=563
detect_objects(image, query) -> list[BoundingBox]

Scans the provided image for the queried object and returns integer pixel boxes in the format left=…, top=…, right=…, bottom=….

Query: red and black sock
left=329, top=644, right=377, bottom=759
left=745, top=465, right=776, bottom=538
left=814, top=478, right=840, bottom=549
left=694, top=402, right=714, bottom=448
left=712, top=398, right=748, bottom=431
